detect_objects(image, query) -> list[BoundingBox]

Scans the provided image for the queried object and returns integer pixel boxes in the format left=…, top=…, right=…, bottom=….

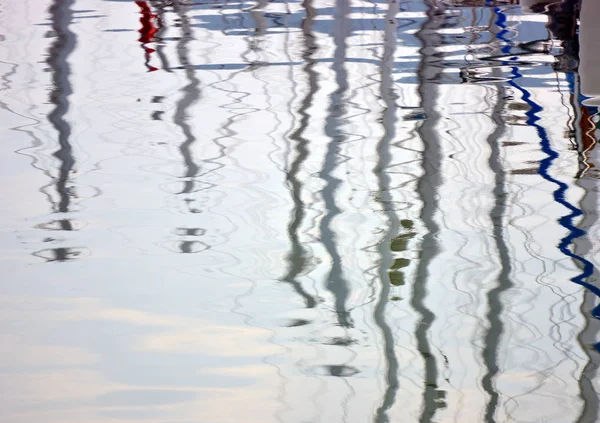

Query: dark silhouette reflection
left=32, top=247, right=87, bottom=262
left=171, top=0, right=201, bottom=196
left=47, top=0, right=76, bottom=231
left=283, top=318, right=311, bottom=327
left=413, top=2, right=446, bottom=421
left=318, top=0, right=351, bottom=328
left=281, top=0, right=318, bottom=309
left=171, top=227, right=209, bottom=254
left=159, top=0, right=203, bottom=254
left=321, top=364, right=359, bottom=377
left=372, top=0, right=400, bottom=421
left=37, top=0, right=85, bottom=265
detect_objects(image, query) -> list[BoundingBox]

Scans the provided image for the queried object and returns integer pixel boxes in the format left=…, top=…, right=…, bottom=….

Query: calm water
left=1, top=0, right=599, bottom=422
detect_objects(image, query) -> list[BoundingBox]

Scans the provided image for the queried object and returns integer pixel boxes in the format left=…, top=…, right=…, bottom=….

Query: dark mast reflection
left=172, top=0, right=200, bottom=196
left=413, top=2, right=445, bottom=421
left=41, top=0, right=79, bottom=265
left=47, top=0, right=76, bottom=230
left=171, top=0, right=204, bottom=254
left=373, top=0, right=400, bottom=421
left=319, top=0, right=351, bottom=327
left=281, top=0, right=319, bottom=309
left=480, top=12, right=511, bottom=421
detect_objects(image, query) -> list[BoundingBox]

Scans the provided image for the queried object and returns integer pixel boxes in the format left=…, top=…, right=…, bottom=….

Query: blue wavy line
left=493, top=7, right=600, bottom=342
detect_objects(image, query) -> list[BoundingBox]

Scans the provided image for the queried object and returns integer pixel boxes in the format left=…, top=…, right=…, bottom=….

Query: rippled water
left=1, top=0, right=600, bottom=422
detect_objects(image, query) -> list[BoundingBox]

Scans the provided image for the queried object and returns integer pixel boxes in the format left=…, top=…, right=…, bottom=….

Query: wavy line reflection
left=413, top=2, right=445, bottom=422
left=496, top=4, right=600, bottom=331
left=481, top=57, right=510, bottom=423
left=4, top=0, right=600, bottom=422
left=172, top=0, right=201, bottom=197
left=319, top=0, right=352, bottom=328
left=47, top=0, right=76, bottom=225
left=372, top=1, right=400, bottom=421
left=281, top=0, right=319, bottom=309
left=36, top=0, right=83, bottom=263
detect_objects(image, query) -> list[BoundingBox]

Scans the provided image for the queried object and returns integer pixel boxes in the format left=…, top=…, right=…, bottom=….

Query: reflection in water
left=47, top=0, right=76, bottom=227
left=481, top=13, right=510, bottom=422
left=413, top=2, right=444, bottom=421
left=2, top=0, right=600, bottom=422
left=281, top=0, right=318, bottom=309
left=319, top=0, right=351, bottom=328
left=149, top=0, right=171, bottom=73
left=170, top=1, right=204, bottom=254
left=35, top=0, right=81, bottom=263
left=172, top=0, right=200, bottom=197
left=135, top=1, right=159, bottom=72
left=574, top=175, right=600, bottom=423
left=372, top=1, right=400, bottom=422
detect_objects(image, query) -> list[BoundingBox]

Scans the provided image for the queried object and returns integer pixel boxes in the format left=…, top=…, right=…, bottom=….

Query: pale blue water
left=1, top=1, right=599, bottom=422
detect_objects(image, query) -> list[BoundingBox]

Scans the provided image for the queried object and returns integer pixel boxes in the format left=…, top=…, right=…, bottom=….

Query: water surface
left=1, top=0, right=600, bottom=422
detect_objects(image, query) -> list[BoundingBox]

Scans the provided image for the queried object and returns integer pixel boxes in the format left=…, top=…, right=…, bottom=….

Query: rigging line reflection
left=319, top=0, right=352, bottom=328
left=281, top=0, right=319, bottom=309
left=413, top=2, right=445, bottom=422
left=480, top=15, right=511, bottom=420
left=372, top=1, right=400, bottom=422
left=47, top=0, right=76, bottom=231
left=172, top=0, right=201, bottom=196
left=494, top=3, right=600, bottom=340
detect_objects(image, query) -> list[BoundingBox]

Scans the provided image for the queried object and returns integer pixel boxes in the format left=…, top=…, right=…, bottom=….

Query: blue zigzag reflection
left=494, top=5, right=600, bottom=351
